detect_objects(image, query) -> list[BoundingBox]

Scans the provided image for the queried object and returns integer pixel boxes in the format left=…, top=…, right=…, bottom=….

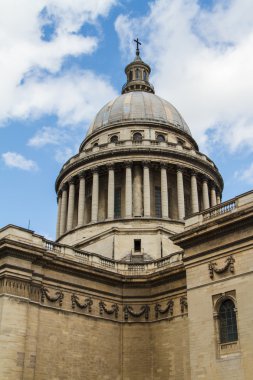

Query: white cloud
left=11, top=69, right=117, bottom=126
left=2, top=152, right=38, bottom=171
left=236, top=162, right=253, bottom=186
left=54, top=147, right=75, bottom=163
left=28, top=126, right=68, bottom=147
left=115, top=0, right=253, bottom=153
left=0, top=0, right=117, bottom=125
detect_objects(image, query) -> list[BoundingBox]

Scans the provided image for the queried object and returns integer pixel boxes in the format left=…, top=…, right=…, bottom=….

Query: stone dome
left=86, top=91, right=191, bottom=137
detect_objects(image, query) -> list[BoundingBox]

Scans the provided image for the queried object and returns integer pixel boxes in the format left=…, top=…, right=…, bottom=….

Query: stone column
left=125, top=162, right=132, bottom=217
left=177, top=167, right=185, bottom=219
left=56, top=191, right=62, bottom=239
left=77, top=173, right=85, bottom=227
left=91, top=168, right=99, bottom=222
left=59, top=184, right=68, bottom=236
left=217, top=193, right=221, bottom=204
left=161, top=164, right=169, bottom=218
left=191, top=171, right=199, bottom=213
left=211, top=185, right=217, bottom=207
left=143, top=162, right=151, bottom=217
left=202, top=178, right=210, bottom=210
left=67, top=179, right=75, bottom=231
left=133, top=164, right=143, bottom=217
left=107, top=164, right=115, bottom=219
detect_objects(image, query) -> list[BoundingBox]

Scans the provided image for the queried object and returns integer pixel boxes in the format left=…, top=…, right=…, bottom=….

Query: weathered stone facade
left=1, top=49, right=252, bottom=379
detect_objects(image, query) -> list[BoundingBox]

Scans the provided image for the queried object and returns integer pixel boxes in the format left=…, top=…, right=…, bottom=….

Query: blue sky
left=0, top=0, right=253, bottom=240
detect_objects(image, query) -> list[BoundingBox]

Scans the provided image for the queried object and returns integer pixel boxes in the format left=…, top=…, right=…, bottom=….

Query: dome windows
left=133, top=132, right=143, bottom=142
left=156, top=134, right=166, bottom=143
left=135, top=68, right=140, bottom=79
left=110, top=135, right=119, bottom=143
left=143, top=70, right=147, bottom=81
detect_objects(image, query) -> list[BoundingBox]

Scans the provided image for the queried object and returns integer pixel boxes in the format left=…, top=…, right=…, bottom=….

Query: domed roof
left=86, top=91, right=191, bottom=136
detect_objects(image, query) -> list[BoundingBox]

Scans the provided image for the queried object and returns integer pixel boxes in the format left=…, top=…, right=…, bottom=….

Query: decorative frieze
left=1, top=280, right=187, bottom=323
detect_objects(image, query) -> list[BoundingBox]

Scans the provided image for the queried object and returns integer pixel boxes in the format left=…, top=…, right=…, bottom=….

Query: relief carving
left=209, top=255, right=235, bottom=279
left=180, top=296, right=188, bottom=313
left=99, top=301, right=119, bottom=318
left=155, top=300, right=174, bottom=318
left=41, top=286, right=64, bottom=306
left=124, top=304, right=150, bottom=320
left=71, top=294, right=93, bottom=312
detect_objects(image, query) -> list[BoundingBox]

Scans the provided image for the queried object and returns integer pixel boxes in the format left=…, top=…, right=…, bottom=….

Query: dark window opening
left=134, top=239, right=141, bottom=252
left=136, top=68, right=140, bottom=79
left=155, top=187, right=162, bottom=218
left=156, top=134, right=165, bottom=143
left=177, top=138, right=184, bottom=146
left=219, top=299, right=238, bottom=343
left=143, top=70, right=147, bottom=80
left=129, top=70, right=133, bottom=81
left=114, top=187, right=121, bottom=218
left=133, top=132, right=142, bottom=142
left=93, top=142, right=98, bottom=147
left=110, top=135, right=118, bottom=143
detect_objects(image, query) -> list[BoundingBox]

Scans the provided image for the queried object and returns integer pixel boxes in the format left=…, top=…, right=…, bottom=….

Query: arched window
left=143, top=70, right=147, bottom=81
left=110, top=135, right=118, bottom=143
left=129, top=71, right=133, bottom=81
left=219, top=299, right=238, bottom=343
left=93, top=142, right=98, bottom=147
left=133, top=132, right=142, bottom=142
left=156, top=134, right=165, bottom=143
left=177, top=138, right=185, bottom=146
left=135, top=68, right=140, bottom=79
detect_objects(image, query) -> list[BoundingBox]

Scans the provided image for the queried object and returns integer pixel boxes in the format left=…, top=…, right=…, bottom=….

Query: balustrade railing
left=203, top=200, right=236, bottom=220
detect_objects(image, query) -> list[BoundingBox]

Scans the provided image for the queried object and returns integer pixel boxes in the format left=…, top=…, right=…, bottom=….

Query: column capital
left=124, top=161, right=133, bottom=168
left=91, top=167, right=99, bottom=174
left=61, top=183, right=68, bottom=191
left=107, top=163, right=115, bottom=171
left=68, top=177, right=76, bottom=186
left=143, top=160, right=151, bottom=168
left=191, top=169, right=198, bottom=177
left=176, top=165, right=185, bottom=173
left=160, top=162, right=168, bottom=169
left=78, top=171, right=86, bottom=180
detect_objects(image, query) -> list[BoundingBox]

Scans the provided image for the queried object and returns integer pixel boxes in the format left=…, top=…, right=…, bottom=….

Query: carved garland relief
left=209, top=255, right=235, bottom=279
left=2, top=283, right=188, bottom=322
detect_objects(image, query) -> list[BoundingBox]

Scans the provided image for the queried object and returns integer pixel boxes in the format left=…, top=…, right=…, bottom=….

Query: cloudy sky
left=1, top=0, right=253, bottom=240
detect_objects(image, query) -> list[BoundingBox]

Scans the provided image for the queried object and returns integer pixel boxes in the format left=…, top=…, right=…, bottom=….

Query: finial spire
left=134, top=38, right=142, bottom=56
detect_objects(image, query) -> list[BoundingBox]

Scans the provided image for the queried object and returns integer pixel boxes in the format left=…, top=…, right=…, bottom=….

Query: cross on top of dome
left=134, top=38, right=141, bottom=56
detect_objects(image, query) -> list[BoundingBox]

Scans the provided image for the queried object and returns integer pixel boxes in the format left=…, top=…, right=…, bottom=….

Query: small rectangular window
left=155, top=187, right=162, bottom=218
left=134, top=239, right=141, bottom=252
left=114, top=187, right=121, bottom=218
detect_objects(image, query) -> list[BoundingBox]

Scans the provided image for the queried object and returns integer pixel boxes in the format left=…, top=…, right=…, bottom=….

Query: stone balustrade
left=184, top=190, right=253, bottom=229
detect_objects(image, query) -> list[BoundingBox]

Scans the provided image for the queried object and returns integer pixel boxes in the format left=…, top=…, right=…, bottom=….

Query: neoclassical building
left=1, top=47, right=253, bottom=380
